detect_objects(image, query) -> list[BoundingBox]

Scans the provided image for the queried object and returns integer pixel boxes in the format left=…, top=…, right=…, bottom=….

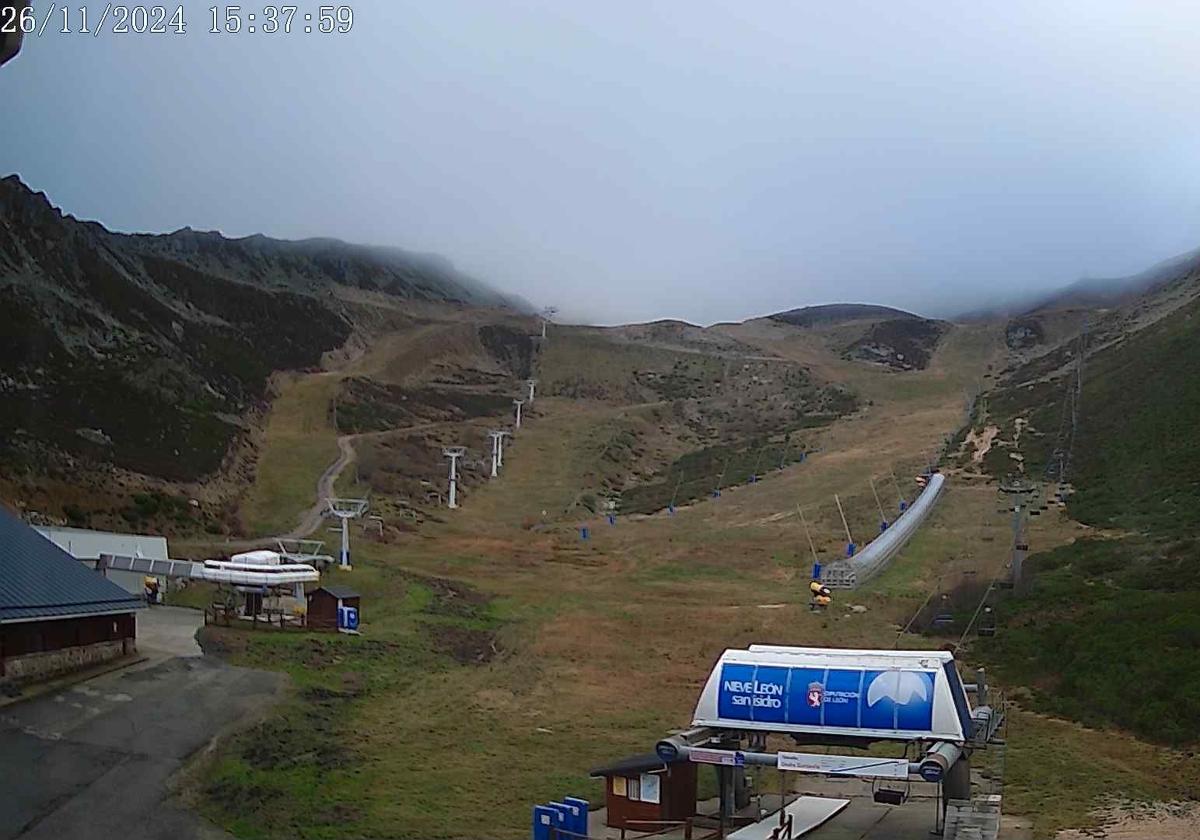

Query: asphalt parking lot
left=0, top=636, right=283, bottom=840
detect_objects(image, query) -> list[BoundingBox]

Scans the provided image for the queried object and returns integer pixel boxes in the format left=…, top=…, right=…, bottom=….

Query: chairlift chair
left=871, top=775, right=910, bottom=805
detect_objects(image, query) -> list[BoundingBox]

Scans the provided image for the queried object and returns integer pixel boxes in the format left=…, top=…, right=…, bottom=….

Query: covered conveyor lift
left=101, top=550, right=320, bottom=586
left=101, top=550, right=321, bottom=619
left=654, top=645, right=1004, bottom=835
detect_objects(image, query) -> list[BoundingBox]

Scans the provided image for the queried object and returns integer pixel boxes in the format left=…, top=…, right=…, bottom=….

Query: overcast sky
left=5, top=1, right=1200, bottom=324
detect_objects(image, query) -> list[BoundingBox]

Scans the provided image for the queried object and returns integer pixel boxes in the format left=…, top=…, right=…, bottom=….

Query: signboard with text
left=776, top=751, right=910, bottom=779
left=716, top=663, right=935, bottom=735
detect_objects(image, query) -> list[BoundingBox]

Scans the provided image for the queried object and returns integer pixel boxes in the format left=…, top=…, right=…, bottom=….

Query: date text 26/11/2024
left=1, top=5, right=353, bottom=36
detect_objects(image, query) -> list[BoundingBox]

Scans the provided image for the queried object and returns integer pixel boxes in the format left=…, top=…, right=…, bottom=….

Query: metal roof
left=310, top=585, right=360, bottom=600
left=588, top=752, right=676, bottom=778
left=35, top=525, right=169, bottom=561
left=0, top=508, right=145, bottom=623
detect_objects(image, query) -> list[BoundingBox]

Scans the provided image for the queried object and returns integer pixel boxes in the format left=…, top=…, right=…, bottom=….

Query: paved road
left=0, top=657, right=284, bottom=840
left=138, top=606, right=204, bottom=659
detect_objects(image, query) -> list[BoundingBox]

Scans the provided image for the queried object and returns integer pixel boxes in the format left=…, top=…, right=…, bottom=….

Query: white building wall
left=35, top=526, right=170, bottom=595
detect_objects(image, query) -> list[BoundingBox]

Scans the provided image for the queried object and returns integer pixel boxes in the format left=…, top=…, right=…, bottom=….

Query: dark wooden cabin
left=589, top=753, right=696, bottom=831
left=306, top=585, right=361, bottom=630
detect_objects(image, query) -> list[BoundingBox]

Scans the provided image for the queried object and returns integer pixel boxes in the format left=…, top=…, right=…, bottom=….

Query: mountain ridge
left=766, top=302, right=923, bottom=327
left=0, top=174, right=525, bottom=485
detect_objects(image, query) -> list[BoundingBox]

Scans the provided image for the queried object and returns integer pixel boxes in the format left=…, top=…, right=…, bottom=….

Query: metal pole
left=751, top=445, right=766, bottom=480
left=447, top=455, right=459, bottom=509
left=340, top=516, right=350, bottom=568
left=870, top=478, right=887, bottom=524
left=798, top=506, right=819, bottom=569
left=890, top=469, right=907, bottom=508
left=834, top=493, right=853, bottom=545
left=669, top=472, right=684, bottom=510
left=714, top=455, right=730, bottom=497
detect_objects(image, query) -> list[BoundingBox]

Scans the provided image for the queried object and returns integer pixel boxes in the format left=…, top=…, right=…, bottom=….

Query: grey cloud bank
left=4, top=1, right=1200, bottom=325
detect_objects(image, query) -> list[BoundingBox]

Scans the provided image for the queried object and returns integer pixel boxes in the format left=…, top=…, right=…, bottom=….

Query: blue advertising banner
left=716, top=663, right=934, bottom=733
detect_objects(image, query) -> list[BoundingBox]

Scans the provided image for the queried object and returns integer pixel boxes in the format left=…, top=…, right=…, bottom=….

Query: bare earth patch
left=965, top=424, right=1000, bottom=463
left=1056, top=802, right=1200, bottom=840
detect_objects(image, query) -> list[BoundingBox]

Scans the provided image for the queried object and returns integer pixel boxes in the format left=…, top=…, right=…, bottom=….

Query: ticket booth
left=589, top=753, right=696, bottom=831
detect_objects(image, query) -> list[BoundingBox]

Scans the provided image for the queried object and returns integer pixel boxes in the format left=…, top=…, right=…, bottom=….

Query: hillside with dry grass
left=0, top=176, right=528, bottom=535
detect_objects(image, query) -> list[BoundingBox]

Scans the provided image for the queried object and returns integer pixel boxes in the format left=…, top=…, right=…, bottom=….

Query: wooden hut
left=305, top=585, right=361, bottom=630
left=589, top=753, right=696, bottom=831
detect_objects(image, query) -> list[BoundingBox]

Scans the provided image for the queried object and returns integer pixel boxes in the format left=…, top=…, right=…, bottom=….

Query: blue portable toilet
left=543, top=803, right=569, bottom=837
left=532, top=805, right=556, bottom=840
left=811, top=561, right=822, bottom=581
left=846, top=542, right=857, bottom=558
left=563, top=797, right=589, bottom=836
left=548, top=803, right=575, bottom=836
left=580, top=526, right=589, bottom=541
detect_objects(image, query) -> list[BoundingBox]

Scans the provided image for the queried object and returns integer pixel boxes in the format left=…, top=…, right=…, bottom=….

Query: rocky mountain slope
left=953, top=252, right=1200, bottom=745
left=0, top=175, right=522, bottom=486
left=760, top=303, right=947, bottom=371
left=1027, top=245, right=1200, bottom=314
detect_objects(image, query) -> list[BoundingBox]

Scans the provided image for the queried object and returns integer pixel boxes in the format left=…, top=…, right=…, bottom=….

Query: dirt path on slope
left=281, top=420, right=457, bottom=540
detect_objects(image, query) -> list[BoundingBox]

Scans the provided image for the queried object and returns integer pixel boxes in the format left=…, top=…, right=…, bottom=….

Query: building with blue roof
left=0, top=506, right=144, bottom=685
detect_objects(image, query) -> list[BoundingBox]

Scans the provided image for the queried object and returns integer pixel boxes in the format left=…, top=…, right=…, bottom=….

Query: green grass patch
left=978, top=536, right=1200, bottom=746
left=239, top=374, right=341, bottom=536
left=620, top=437, right=812, bottom=514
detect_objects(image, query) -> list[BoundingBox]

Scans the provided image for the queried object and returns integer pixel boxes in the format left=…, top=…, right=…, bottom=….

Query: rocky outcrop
left=843, top=318, right=947, bottom=370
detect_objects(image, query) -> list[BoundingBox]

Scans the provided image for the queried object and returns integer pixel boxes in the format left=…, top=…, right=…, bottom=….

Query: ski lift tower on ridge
left=488, top=430, right=506, bottom=477
left=540, top=306, right=557, bottom=340
left=327, top=497, right=368, bottom=570
left=443, top=446, right=466, bottom=509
